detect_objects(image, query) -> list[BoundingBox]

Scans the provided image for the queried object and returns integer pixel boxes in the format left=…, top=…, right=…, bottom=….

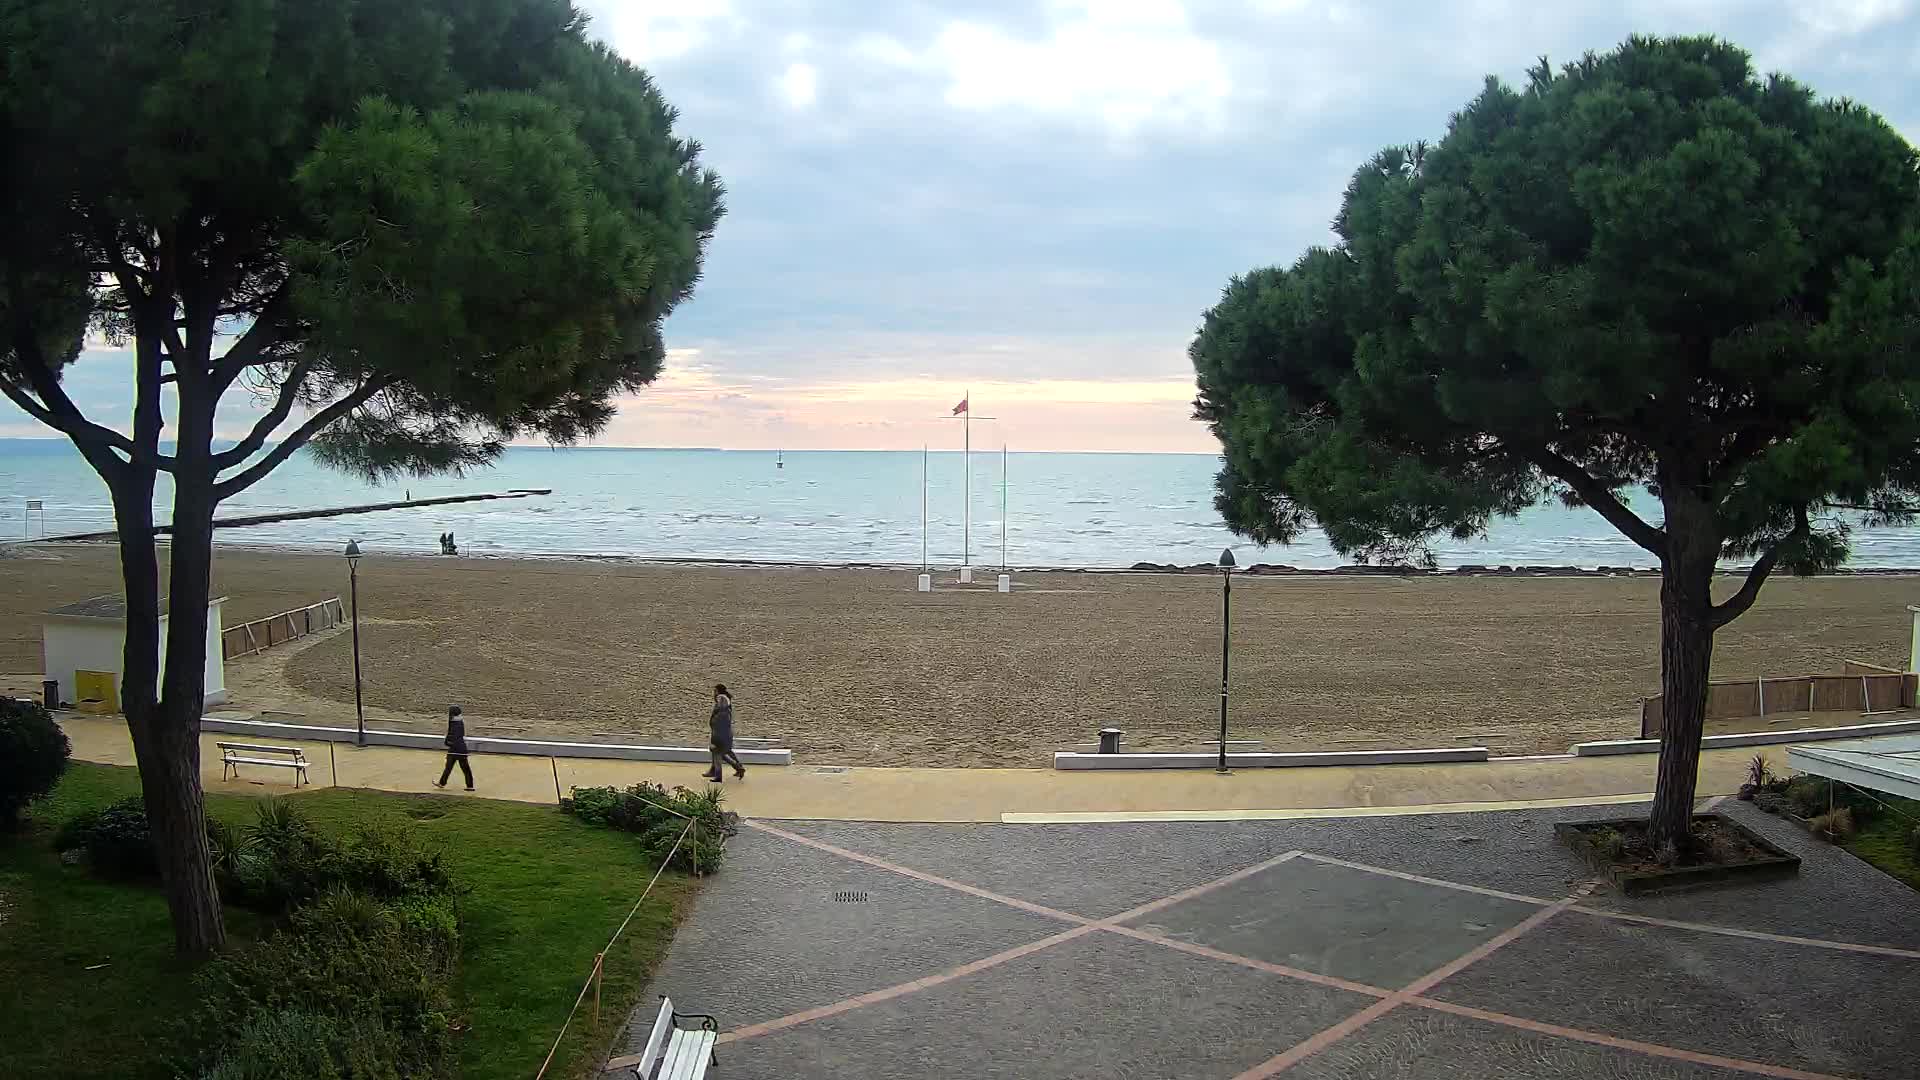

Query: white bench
left=217, top=741, right=310, bottom=787
left=630, top=997, right=718, bottom=1079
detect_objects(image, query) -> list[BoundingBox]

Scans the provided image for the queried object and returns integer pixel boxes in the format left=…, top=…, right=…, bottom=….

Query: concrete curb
left=198, top=715, right=793, bottom=765
left=1570, top=717, right=1920, bottom=757
left=1052, top=747, right=1489, bottom=770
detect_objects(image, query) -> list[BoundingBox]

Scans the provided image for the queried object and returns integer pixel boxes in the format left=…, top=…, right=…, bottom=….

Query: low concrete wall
left=198, top=715, right=792, bottom=766
left=1053, top=747, right=1488, bottom=771
left=1573, top=717, right=1920, bottom=757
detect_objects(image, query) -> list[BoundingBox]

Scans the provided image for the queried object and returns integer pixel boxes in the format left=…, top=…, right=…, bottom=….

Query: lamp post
left=1217, top=547, right=1235, bottom=774
left=345, top=540, right=365, bottom=747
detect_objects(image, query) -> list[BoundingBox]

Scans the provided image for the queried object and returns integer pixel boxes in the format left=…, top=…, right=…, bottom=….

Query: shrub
left=1810, top=807, right=1856, bottom=842
left=561, top=782, right=730, bottom=872
left=1745, top=753, right=1772, bottom=790
left=227, top=801, right=455, bottom=912
left=56, top=796, right=157, bottom=876
left=0, top=697, right=70, bottom=827
left=194, top=888, right=457, bottom=1079
left=1590, top=828, right=1626, bottom=859
left=201, top=1009, right=403, bottom=1080
left=1785, top=777, right=1832, bottom=818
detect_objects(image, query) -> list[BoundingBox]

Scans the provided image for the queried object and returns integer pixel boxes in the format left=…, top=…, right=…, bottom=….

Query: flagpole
left=921, top=444, right=928, bottom=573
left=963, top=387, right=971, bottom=569
left=1001, top=442, right=1008, bottom=571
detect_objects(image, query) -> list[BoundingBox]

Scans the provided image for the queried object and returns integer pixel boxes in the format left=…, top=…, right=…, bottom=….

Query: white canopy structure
left=1788, top=734, right=1920, bottom=801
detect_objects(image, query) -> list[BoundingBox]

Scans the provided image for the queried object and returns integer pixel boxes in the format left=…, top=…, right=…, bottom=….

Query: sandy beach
left=2, top=543, right=1915, bottom=766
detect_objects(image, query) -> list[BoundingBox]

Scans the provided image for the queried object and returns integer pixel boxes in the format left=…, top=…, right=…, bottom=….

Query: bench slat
left=217, top=742, right=306, bottom=756
left=659, top=1029, right=714, bottom=1080
left=225, top=757, right=308, bottom=769
left=634, top=1000, right=675, bottom=1077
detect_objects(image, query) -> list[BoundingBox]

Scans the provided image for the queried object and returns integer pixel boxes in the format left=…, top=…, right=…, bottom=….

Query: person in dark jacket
left=703, top=684, right=746, bottom=782
left=434, top=705, right=474, bottom=790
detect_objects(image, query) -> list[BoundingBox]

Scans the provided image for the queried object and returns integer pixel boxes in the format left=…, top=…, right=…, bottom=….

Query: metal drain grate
left=832, top=890, right=870, bottom=903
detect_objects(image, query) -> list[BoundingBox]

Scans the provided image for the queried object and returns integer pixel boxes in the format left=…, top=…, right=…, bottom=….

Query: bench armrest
left=672, top=1012, right=719, bottom=1033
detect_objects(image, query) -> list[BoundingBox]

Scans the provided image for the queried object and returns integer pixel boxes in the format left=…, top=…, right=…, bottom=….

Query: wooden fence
left=1640, top=661, right=1917, bottom=737
left=222, top=598, right=346, bottom=660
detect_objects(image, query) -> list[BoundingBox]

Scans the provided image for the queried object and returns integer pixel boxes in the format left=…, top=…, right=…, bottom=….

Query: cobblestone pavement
left=612, top=802, right=1920, bottom=1079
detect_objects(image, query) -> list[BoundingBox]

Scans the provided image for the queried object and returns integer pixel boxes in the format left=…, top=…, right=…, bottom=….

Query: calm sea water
left=3, top=439, right=1919, bottom=569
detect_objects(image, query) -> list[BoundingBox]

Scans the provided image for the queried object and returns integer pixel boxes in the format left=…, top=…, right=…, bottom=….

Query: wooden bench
left=628, top=997, right=718, bottom=1079
left=217, top=742, right=310, bottom=787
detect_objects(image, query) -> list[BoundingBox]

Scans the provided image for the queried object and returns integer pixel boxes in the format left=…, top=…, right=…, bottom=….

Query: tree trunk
left=1648, top=489, right=1720, bottom=851
left=110, top=460, right=226, bottom=953
left=150, top=377, right=226, bottom=954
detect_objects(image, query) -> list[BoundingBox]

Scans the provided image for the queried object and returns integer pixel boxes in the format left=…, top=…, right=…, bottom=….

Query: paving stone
left=1576, top=801, right=1920, bottom=951
left=1124, top=856, right=1540, bottom=988
left=1292, top=1006, right=1750, bottom=1080
left=702, top=930, right=1374, bottom=1080
left=621, top=826, right=1067, bottom=1047
left=1428, top=910, right=1920, bottom=1080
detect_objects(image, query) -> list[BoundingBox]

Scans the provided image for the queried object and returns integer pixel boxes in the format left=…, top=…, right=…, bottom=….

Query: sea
left=4, top=438, right=1920, bottom=570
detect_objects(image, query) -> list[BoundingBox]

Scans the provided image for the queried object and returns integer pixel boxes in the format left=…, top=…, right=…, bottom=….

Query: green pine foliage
left=1191, top=35, right=1920, bottom=841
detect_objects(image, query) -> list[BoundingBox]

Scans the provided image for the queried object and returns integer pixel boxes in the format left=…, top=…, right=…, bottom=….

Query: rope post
left=592, top=952, right=604, bottom=1028
left=551, top=757, right=563, bottom=806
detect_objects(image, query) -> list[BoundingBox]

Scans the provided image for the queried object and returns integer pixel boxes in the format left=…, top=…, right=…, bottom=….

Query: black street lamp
left=1217, top=546, right=1235, bottom=774
left=345, top=539, right=365, bottom=747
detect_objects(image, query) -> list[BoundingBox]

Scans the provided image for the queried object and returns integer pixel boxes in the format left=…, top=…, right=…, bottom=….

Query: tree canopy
left=1192, top=34, right=1920, bottom=845
left=0, top=0, right=723, bottom=952
left=1, top=0, right=723, bottom=485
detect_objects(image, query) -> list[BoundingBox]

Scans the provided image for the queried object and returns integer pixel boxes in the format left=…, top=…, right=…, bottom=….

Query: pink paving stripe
left=1304, top=851, right=1920, bottom=962
left=1230, top=894, right=1585, bottom=1080
left=1110, top=850, right=1304, bottom=922
left=725, top=835, right=1315, bottom=1044
left=747, top=821, right=1091, bottom=925
left=720, top=923, right=1099, bottom=1043
left=1571, top=906, right=1920, bottom=960
left=1293, top=851, right=1554, bottom=905
left=1409, top=998, right=1851, bottom=1080
left=1102, top=924, right=1392, bottom=999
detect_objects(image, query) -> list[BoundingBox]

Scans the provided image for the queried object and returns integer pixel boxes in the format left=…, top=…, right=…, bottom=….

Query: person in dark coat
left=703, top=684, right=746, bottom=782
left=434, top=705, right=474, bottom=790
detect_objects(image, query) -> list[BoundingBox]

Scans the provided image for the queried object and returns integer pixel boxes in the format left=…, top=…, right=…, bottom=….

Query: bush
left=1785, top=777, right=1832, bottom=818
left=560, top=782, right=730, bottom=872
left=1810, top=807, right=1857, bottom=842
left=56, top=796, right=158, bottom=877
left=226, top=801, right=456, bottom=912
left=0, top=697, right=70, bottom=827
left=195, top=888, right=457, bottom=1079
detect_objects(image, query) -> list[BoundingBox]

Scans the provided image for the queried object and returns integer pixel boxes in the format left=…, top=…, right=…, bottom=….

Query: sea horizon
left=6, top=439, right=1920, bottom=570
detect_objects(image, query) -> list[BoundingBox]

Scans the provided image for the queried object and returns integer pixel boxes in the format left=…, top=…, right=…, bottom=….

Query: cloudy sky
left=9, top=1, right=1920, bottom=452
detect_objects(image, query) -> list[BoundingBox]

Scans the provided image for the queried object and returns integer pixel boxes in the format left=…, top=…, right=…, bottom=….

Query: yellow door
left=74, top=670, right=119, bottom=714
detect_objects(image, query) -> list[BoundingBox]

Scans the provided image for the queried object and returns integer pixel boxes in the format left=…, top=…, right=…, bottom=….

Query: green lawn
left=1843, top=794, right=1920, bottom=891
left=0, top=763, right=699, bottom=1080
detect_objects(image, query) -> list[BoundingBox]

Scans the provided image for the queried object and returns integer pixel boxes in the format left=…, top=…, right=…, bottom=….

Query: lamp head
left=1218, top=547, right=1236, bottom=570
left=344, top=539, right=362, bottom=568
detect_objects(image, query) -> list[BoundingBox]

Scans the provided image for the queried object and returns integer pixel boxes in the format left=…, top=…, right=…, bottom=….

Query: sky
left=8, top=0, right=1920, bottom=453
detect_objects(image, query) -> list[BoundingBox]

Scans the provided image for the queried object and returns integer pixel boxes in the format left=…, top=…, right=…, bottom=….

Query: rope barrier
left=532, top=815, right=698, bottom=1080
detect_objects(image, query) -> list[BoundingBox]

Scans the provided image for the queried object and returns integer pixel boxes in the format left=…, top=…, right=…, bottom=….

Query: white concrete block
left=997, top=574, right=1011, bottom=592
left=958, top=566, right=974, bottom=583
left=1572, top=716, right=1920, bottom=756
left=916, top=573, right=932, bottom=592
left=1052, top=747, right=1489, bottom=770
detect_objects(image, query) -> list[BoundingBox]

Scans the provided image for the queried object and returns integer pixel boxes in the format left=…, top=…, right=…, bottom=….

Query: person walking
left=434, top=705, right=474, bottom=791
left=703, top=684, right=746, bottom=782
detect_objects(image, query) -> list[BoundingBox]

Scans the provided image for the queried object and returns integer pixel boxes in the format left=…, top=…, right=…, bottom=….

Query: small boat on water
left=776, top=450, right=784, bottom=469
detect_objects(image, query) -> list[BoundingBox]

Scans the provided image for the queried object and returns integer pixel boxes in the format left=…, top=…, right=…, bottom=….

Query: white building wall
left=42, top=620, right=126, bottom=706
left=42, top=599, right=229, bottom=709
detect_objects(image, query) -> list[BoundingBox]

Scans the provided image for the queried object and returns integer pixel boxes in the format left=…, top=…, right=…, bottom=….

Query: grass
left=1842, top=793, right=1920, bottom=891
left=0, top=763, right=699, bottom=1080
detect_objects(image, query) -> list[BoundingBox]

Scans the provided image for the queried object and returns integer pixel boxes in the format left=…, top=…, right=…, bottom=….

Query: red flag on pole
left=951, top=398, right=969, bottom=415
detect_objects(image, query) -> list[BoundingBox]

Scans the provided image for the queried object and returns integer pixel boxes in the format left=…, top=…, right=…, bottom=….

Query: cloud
left=9, top=3, right=1920, bottom=455
left=777, top=62, right=819, bottom=109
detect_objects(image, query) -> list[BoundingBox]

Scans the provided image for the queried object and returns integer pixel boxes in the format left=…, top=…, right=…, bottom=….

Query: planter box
left=1555, top=813, right=1801, bottom=895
